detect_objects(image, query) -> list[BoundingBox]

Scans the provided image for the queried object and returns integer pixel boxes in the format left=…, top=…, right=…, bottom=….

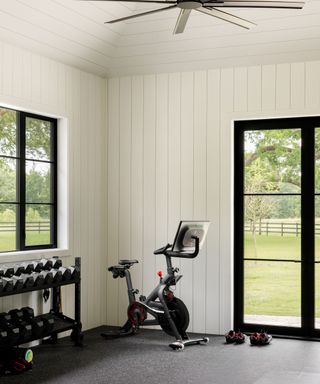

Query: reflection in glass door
left=243, top=129, right=301, bottom=327
left=234, top=117, right=320, bottom=338
left=315, top=128, right=320, bottom=329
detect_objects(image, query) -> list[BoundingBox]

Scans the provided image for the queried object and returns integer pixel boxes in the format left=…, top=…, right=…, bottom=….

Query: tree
left=245, top=129, right=301, bottom=194
left=0, top=107, right=52, bottom=221
left=245, top=158, right=277, bottom=258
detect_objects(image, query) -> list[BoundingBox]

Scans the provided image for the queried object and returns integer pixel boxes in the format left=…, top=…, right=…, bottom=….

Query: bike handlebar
left=153, top=236, right=200, bottom=259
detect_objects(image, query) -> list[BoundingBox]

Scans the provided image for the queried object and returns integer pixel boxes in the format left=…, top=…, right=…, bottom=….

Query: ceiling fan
left=81, top=0, right=305, bottom=33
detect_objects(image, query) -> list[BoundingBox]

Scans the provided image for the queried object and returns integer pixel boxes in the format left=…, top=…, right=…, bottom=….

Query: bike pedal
left=139, top=295, right=146, bottom=301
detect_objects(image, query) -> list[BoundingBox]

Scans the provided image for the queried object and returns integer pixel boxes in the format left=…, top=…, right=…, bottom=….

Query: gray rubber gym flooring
left=2, top=327, right=320, bottom=384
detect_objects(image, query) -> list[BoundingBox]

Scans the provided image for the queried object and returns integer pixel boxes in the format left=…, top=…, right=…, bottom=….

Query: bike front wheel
left=159, top=297, right=190, bottom=337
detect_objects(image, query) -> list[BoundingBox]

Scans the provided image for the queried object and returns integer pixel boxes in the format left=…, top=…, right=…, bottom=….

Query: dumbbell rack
left=0, top=257, right=83, bottom=347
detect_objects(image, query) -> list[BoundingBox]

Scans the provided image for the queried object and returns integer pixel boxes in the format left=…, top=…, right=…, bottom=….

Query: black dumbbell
left=50, top=257, right=62, bottom=269
left=8, top=310, right=32, bottom=341
left=20, top=307, right=44, bottom=339
left=30, top=261, right=43, bottom=273
left=40, top=270, right=53, bottom=285
left=12, top=264, right=26, bottom=276
left=52, top=269, right=63, bottom=283
left=19, top=262, right=34, bottom=274
left=30, top=272, right=45, bottom=287
left=12, top=276, right=24, bottom=291
left=0, top=277, right=14, bottom=292
left=0, top=266, right=14, bottom=278
left=0, top=313, right=20, bottom=345
left=19, top=274, right=35, bottom=289
left=0, top=329, right=8, bottom=345
left=58, top=267, right=72, bottom=281
left=39, top=259, right=53, bottom=271
left=69, top=266, right=80, bottom=280
left=40, top=314, right=55, bottom=334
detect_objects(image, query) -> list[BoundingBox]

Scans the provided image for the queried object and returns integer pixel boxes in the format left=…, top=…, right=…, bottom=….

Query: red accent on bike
left=157, top=271, right=163, bottom=278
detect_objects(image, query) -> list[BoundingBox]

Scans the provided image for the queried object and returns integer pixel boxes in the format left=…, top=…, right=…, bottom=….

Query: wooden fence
left=0, top=221, right=50, bottom=233
left=245, top=221, right=306, bottom=236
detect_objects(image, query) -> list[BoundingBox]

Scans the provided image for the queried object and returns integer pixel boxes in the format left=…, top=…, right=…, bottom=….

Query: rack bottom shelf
left=0, top=312, right=80, bottom=348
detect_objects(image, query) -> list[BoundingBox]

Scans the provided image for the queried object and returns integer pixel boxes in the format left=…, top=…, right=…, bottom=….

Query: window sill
left=0, top=248, right=71, bottom=264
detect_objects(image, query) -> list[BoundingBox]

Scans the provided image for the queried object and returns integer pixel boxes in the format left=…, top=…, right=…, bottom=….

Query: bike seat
left=118, top=259, right=139, bottom=266
left=108, top=265, right=126, bottom=272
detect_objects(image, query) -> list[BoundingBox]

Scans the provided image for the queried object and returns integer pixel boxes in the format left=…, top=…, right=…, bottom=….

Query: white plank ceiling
left=0, top=0, right=320, bottom=77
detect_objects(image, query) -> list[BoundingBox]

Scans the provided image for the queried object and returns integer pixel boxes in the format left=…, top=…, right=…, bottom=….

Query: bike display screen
left=171, top=221, right=211, bottom=253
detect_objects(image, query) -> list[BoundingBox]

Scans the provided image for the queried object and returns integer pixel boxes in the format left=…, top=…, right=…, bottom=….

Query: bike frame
left=124, top=255, right=184, bottom=338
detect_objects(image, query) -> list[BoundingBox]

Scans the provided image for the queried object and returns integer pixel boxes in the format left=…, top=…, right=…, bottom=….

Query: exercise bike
left=101, top=221, right=211, bottom=350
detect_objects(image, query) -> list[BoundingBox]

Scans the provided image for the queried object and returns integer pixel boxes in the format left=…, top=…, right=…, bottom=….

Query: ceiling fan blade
left=204, top=0, right=304, bottom=8
left=79, top=0, right=177, bottom=3
left=196, top=7, right=256, bottom=28
left=173, top=9, right=191, bottom=34
left=105, top=4, right=177, bottom=23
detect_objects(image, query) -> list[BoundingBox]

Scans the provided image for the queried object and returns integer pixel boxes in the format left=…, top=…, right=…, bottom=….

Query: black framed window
left=234, top=116, right=320, bottom=338
left=0, top=107, right=57, bottom=252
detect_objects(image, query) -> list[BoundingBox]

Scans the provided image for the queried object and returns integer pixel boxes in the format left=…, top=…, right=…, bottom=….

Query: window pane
left=26, top=161, right=51, bottom=203
left=315, top=196, right=320, bottom=262
left=244, top=129, right=301, bottom=194
left=0, top=108, right=16, bottom=157
left=25, top=204, right=51, bottom=246
left=315, top=128, right=320, bottom=193
left=26, top=117, right=51, bottom=161
left=244, top=260, right=301, bottom=327
left=244, top=195, right=301, bottom=260
left=0, top=157, right=16, bottom=202
left=315, top=264, right=320, bottom=329
left=0, top=204, right=16, bottom=252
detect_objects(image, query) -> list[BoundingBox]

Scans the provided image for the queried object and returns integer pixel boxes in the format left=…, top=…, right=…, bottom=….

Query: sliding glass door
left=234, top=117, right=320, bottom=338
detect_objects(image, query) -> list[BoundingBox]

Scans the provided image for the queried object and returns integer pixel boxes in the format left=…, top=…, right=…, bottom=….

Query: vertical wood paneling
left=219, top=67, right=234, bottom=333
left=79, top=72, right=90, bottom=328
left=106, top=78, right=120, bottom=326
left=276, top=63, right=291, bottom=110
left=193, top=70, right=207, bottom=332
left=143, top=75, right=156, bottom=295
left=305, top=61, right=320, bottom=109
left=234, top=67, right=247, bottom=113
left=118, top=77, right=132, bottom=323
left=87, top=74, right=96, bottom=328
left=179, top=71, right=194, bottom=330
left=291, top=62, right=305, bottom=109
left=0, top=43, right=106, bottom=331
left=3, top=44, right=13, bottom=96
left=206, top=69, right=221, bottom=334
left=155, top=73, right=168, bottom=280
left=131, top=76, right=144, bottom=292
left=262, top=64, right=276, bottom=111
left=107, top=59, right=320, bottom=336
left=31, top=54, right=41, bottom=104
left=248, top=66, right=261, bottom=112
left=167, top=73, right=181, bottom=295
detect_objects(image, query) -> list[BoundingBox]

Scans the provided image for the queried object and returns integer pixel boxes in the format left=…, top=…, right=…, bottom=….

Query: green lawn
left=0, top=231, right=50, bottom=251
left=245, top=233, right=320, bottom=318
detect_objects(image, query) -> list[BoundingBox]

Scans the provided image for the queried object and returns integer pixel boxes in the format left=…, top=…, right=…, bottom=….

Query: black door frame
left=234, top=116, right=320, bottom=338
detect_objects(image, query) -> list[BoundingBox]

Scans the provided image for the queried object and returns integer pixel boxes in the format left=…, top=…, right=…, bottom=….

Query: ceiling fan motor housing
left=177, top=0, right=202, bottom=9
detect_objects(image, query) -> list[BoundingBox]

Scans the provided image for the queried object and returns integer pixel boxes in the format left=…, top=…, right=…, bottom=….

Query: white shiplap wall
left=0, top=42, right=107, bottom=331
left=107, top=60, right=320, bottom=334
